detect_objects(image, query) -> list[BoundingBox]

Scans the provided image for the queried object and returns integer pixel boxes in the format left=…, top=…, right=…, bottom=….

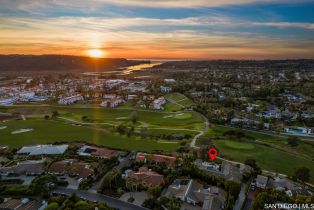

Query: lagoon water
left=82, top=61, right=162, bottom=76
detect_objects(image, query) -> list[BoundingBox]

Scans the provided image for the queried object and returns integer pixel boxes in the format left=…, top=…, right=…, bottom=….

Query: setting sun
left=88, top=49, right=105, bottom=58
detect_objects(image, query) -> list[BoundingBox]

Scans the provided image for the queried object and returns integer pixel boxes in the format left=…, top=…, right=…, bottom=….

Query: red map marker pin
left=208, top=147, right=218, bottom=161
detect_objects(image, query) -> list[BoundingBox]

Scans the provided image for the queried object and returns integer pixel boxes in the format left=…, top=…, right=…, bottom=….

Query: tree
left=30, top=174, right=58, bottom=198
left=44, top=115, right=50, bottom=120
left=130, top=111, right=138, bottom=124
left=126, top=177, right=138, bottom=198
left=244, top=158, right=262, bottom=176
left=251, top=189, right=289, bottom=210
left=159, top=196, right=181, bottom=210
left=147, top=185, right=162, bottom=198
left=140, top=127, right=148, bottom=137
left=44, top=202, right=59, bottom=210
left=51, top=111, right=59, bottom=119
left=98, top=202, right=113, bottom=210
left=250, top=192, right=272, bottom=210
left=225, top=180, right=241, bottom=199
left=293, top=167, right=310, bottom=183
left=81, top=115, right=88, bottom=122
left=116, top=124, right=127, bottom=135
left=74, top=200, right=93, bottom=210
left=287, top=136, right=299, bottom=147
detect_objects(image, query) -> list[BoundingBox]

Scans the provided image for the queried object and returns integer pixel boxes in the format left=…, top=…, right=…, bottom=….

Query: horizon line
left=1, top=54, right=314, bottom=61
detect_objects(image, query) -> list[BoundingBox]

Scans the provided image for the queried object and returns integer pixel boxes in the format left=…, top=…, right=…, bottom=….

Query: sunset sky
left=0, top=0, right=314, bottom=59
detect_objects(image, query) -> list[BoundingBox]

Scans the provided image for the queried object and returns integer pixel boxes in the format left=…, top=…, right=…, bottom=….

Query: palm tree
left=126, top=177, right=138, bottom=198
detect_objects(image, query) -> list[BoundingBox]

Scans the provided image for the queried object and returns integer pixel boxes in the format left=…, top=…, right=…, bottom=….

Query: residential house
left=122, top=82, right=147, bottom=93
left=262, top=106, right=281, bottom=119
left=0, top=198, right=47, bottom=210
left=160, top=86, right=172, bottom=93
left=286, top=188, right=313, bottom=197
left=217, top=92, right=225, bottom=101
left=266, top=177, right=313, bottom=198
left=166, top=179, right=227, bottom=210
left=255, top=175, right=268, bottom=189
left=0, top=97, right=17, bottom=106
left=127, top=167, right=164, bottom=187
left=136, top=152, right=176, bottom=168
left=282, top=110, right=297, bottom=121
left=100, top=97, right=124, bottom=108
left=127, top=95, right=137, bottom=100
left=246, top=103, right=259, bottom=112
left=16, top=144, right=68, bottom=156
left=48, top=159, right=93, bottom=178
left=164, top=79, right=176, bottom=83
left=29, top=96, right=49, bottom=102
left=103, top=94, right=118, bottom=99
left=194, top=160, right=244, bottom=183
left=150, top=97, right=166, bottom=110
left=268, top=177, right=296, bottom=191
left=301, top=112, right=314, bottom=120
left=58, top=94, right=83, bottom=105
left=18, top=91, right=35, bottom=101
left=283, top=126, right=313, bottom=136
left=78, top=145, right=121, bottom=159
left=0, top=159, right=45, bottom=176
left=105, top=79, right=127, bottom=89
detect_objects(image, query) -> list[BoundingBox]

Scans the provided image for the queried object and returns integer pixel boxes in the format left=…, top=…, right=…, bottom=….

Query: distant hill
left=0, top=55, right=149, bottom=72
left=152, top=59, right=314, bottom=71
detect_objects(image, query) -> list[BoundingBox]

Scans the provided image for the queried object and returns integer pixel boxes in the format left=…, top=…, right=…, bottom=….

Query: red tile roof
left=49, top=160, right=93, bottom=178
left=136, top=153, right=176, bottom=168
left=129, top=167, right=164, bottom=187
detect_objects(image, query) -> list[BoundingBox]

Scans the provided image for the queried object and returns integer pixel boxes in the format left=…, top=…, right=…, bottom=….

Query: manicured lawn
left=173, top=113, right=193, bottom=119
left=0, top=119, right=179, bottom=152
left=165, top=93, right=187, bottom=101
left=214, top=140, right=314, bottom=184
left=164, top=102, right=182, bottom=112
left=202, top=125, right=314, bottom=159
left=165, top=93, right=194, bottom=108
left=223, top=141, right=255, bottom=150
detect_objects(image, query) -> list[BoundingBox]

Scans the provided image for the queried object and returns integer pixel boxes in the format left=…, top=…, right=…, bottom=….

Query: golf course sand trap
left=11, top=128, right=34, bottom=134
left=163, top=113, right=192, bottom=119
left=0, top=126, right=7, bottom=130
left=115, top=117, right=128, bottom=120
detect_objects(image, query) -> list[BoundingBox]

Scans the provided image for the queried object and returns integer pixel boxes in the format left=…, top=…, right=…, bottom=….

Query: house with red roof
left=135, top=152, right=176, bottom=169
left=128, top=167, right=164, bottom=187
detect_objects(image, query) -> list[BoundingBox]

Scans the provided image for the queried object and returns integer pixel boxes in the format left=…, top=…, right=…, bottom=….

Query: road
left=190, top=113, right=209, bottom=148
left=233, top=183, right=247, bottom=210
left=53, top=187, right=148, bottom=210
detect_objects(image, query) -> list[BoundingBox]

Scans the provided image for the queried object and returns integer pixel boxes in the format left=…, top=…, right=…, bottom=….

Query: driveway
left=120, top=191, right=149, bottom=207
left=59, top=176, right=79, bottom=189
left=233, top=183, right=247, bottom=210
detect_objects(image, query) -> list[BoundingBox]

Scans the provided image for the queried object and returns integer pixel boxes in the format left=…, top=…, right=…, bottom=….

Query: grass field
left=214, top=140, right=314, bottom=184
left=1, top=106, right=205, bottom=133
left=164, top=102, right=182, bottom=112
left=0, top=119, right=179, bottom=151
left=199, top=125, right=314, bottom=184
left=165, top=93, right=194, bottom=108
left=223, top=141, right=255, bottom=150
